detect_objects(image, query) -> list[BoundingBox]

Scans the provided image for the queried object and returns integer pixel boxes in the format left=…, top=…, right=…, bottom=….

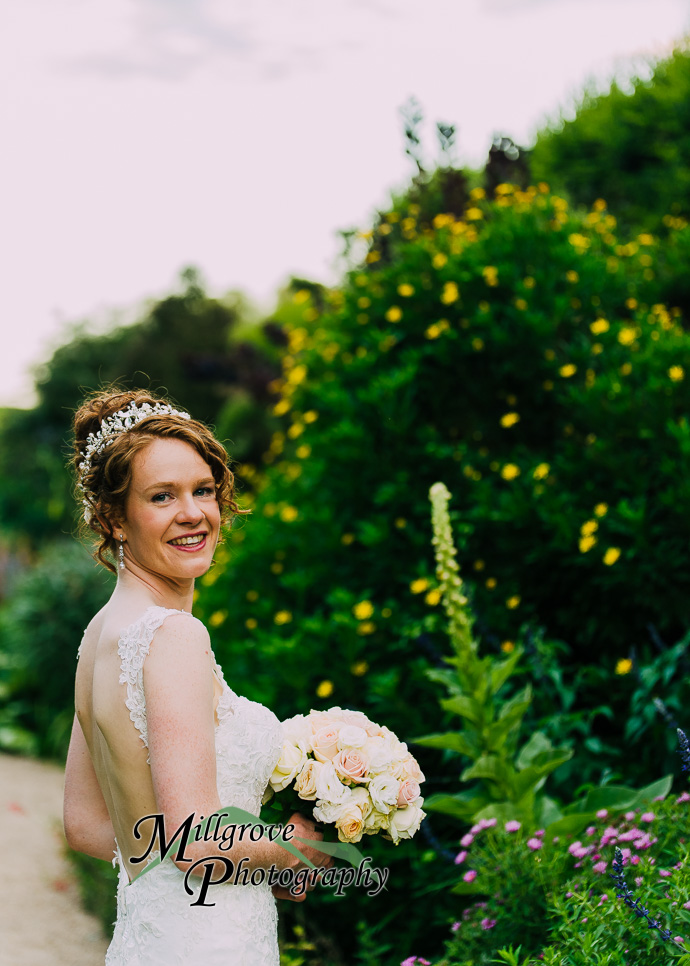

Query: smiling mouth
left=169, top=533, right=207, bottom=548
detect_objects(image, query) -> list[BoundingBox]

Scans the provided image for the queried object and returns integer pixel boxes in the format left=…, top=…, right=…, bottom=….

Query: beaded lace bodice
left=80, top=605, right=284, bottom=966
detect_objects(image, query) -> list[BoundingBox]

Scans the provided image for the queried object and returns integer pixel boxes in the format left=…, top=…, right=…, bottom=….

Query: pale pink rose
left=400, top=754, right=425, bottom=783
left=333, top=748, right=369, bottom=783
left=312, top=726, right=341, bottom=762
left=333, top=800, right=366, bottom=843
left=397, top=779, right=421, bottom=807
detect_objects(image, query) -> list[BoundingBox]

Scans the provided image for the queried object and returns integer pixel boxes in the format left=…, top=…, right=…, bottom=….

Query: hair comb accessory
left=78, top=401, right=191, bottom=522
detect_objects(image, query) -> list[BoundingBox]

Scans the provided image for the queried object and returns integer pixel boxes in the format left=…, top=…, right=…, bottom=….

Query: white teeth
left=171, top=535, right=205, bottom=546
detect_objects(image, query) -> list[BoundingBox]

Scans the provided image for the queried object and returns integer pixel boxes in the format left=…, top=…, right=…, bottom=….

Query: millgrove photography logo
left=128, top=805, right=390, bottom=905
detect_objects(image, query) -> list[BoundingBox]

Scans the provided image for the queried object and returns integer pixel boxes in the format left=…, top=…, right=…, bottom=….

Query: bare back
left=75, top=603, right=224, bottom=881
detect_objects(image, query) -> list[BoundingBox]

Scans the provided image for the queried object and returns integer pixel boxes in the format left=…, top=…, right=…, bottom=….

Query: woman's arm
left=63, top=713, right=117, bottom=862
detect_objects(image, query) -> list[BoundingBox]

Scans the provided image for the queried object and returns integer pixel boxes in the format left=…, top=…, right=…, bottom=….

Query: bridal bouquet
left=264, top=706, right=426, bottom=844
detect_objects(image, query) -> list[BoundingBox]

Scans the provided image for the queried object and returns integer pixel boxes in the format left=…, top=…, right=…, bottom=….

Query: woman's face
left=119, top=436, right=221, bottom=579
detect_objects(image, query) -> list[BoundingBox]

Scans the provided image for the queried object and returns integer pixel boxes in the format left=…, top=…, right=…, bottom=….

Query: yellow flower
left=273, top=399, right=290, bottom=416
left=410, top=578, right=429, bottom=594
left=625, top=298, right=638, bottom=310
left=603, top=547, right=621, bottom=566
left=398, top=283, right=415, bottom=297
left=245, top=618, right=258, bottom=630
left=293, top=289, right=310, bottom=304
left=594, top=503, right=608, bottom=517
left=465, top=207, right=483, bottom=221
left=270, top=562, right=284, bottom=574
left=280, top=506, right=298, bottom=522
left=515, top=298, right=528, bottom=311
left=209, top=610, right=227, bottom=627
left=353, top=600, right=374, bottom=620
left=533, top=463, right=550, bottom=480
left=382, top=607, right=392, bottom=618
left=523, top=276, right=536, bottom=289
left=559, top=364, right=577, bottom=378
left=357, top=296, right=371, bottom=309
left=287, top=364, right=307, bottom=385
left=394, top=517, right=407, bottom=529
left=316, top=680, right=334, bottom=698
left=638, top=233, right=654, bottom=246
left=566, top=270, right=579, bottom=283
left=501, top=463, right=520, bottom=480
left=617, top=327, right=637, bottom=346
left=287, top=423, right=304, bottom=439
left=500, top=412, right=520, bottom=428
left=432, top=252, right=448, bottom=269
left=246, top=590, right=259, bottom=601
left=303, top=411, right=318, bottom=424
left=351, top=661, right=369, bottom=676
left=568, top=233, right=590, bottom=251
left=433, top=213, right=453, bottom=229
left=495, top=183, right=514, bottom=196
left=580, top=519, right=598, bottom=536
left=472, top=337, right=484, bottom=351
left=386, top=306, right=402, bottom=322
left=441, top=281, right=460, bottom=304
left=296, top=444, right=311, bottom=459
left=590, top=318, right=610, bottom=335
left=615, top=658, right=633, bottom=675
left=274, top=610, right=293, bottom=625
left=501, top=641, right=515, bottom=653
left=579, top=535, right=596, bottom=553
left=669, top=365, right=685, bottom=382
left=425, top=589, right=442, bottom=606
left=485, top=577, right=497, bottom=589
left=482, top=266, right=499, bottom=287
left=506, top=596, right=521, bottom=609
left=470, top=187, right=486, bottom=200
left=341, top=533, right=355, bottom=545
left=425, top=323, right=442, bottom=339
left=473, top=560, right=485, bottom=571
left=357, top=621, right=376, bottom=635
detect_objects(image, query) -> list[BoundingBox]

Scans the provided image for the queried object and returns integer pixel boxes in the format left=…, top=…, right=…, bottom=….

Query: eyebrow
left=143, top=477, right=215, bottom=492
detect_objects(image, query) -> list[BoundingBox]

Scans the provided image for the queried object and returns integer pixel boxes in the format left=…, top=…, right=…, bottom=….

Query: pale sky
left=1, top=0, right=688, bottom=408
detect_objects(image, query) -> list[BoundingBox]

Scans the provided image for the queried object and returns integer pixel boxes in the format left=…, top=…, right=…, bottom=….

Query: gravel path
left=0, top=752, right=110, bottom=966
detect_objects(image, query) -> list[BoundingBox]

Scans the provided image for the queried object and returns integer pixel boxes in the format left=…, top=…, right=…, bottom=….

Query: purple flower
left=596, top=809, right=608, bottom=820
left=683, top=901, right=690, bottom=911
left=593, top=861, right=607, bottom=874
left=659, top=870, right=673, bottom=878
left=586, top=826, right=596, bottom=836
left=534, top=829, right=544, bottom=837
left=527, top=838, right=543, bottom=851
left=463, top=870, right=477, bottom=882
left=598, top=893, right=608, bottom=905
left=565, top=891, right=573, bottom=898
left=480, top=918, right=497, bottom=930
left=676, top=792, right=690, bottom=804
left=454, top=851, right=467, bottom=865
left=451, top=921, right=461, bottom=932
left=624, top=810, right=637, bottom=820
left=460, top=833, right=474, bottom=847
left=640, top=812, right=655, bottom=823
left=504, top=820, right=521, bottom=832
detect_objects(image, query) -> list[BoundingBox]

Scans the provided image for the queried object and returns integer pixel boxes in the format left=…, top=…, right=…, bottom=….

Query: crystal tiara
left=78, top=401, right=191, bottom=523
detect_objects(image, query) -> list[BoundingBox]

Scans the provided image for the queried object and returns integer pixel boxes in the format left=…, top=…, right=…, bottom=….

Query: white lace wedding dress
left=82, top=605, right=284, bottom=965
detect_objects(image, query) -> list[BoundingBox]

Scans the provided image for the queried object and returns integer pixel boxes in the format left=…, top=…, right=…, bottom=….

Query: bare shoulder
left=144, top=612, right=213, bottom=678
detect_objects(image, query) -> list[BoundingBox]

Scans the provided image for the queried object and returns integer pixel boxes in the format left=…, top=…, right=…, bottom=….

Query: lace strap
left=117, top=606, right=190, bottom=763
left=76, top=630, right=86, bottom=661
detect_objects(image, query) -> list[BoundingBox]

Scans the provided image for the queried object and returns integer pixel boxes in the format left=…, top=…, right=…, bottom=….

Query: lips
left=169, top=531, right=208, bottom=550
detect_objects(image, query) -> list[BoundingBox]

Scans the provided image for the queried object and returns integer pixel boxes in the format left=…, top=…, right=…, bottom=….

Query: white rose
left=314, top=786, right=353, bottom=824
left=366, top=734, right=404, bottom=777
left=269, top=740, right=308, bottom=792
left=368, top=773, right=401, bottom=814
left=340, top=709, right=375, bottom=731
left=348, top=785, right=373, bottom=819
left=387, top=800, right=425, bottom=844
left=315, top=761, right=349, bottom=804
left=337, top=725, right=368, bottom=750
left=294, top=758, right=323, bottom=801
left=282, top=714, right=313, bottom=750
left=363, top=806, right=390, bottom=834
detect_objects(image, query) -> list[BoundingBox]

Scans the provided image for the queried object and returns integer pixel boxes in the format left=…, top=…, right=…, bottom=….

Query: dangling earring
left=119, top=534, right=125, bottom=571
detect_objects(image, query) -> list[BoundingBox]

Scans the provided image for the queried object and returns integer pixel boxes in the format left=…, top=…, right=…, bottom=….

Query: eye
left=196, top=486, right=215, bottom=496
left=151, top=492, right=172, bottom=503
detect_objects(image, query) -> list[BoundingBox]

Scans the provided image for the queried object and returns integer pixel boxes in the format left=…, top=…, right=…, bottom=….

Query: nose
left=176, top=491, right=205, bottom=525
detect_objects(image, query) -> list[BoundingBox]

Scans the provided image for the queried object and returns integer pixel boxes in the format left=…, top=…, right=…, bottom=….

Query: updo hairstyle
left=72, top=387, right=249, bottom=573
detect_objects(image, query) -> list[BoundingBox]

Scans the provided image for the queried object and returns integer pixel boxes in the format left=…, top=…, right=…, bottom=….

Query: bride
left=62, top=389, right=332, bottom=965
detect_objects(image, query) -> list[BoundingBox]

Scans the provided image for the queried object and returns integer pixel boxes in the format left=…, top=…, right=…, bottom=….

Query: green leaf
left=583, top=785, right=639, bottom=811
left=543, top=812, right=596, bottom=839
left=631, top=775, right=673, bottom=806
left=450, top=880, right=483, bottom=896
left=461, top=755, right=511, bottom=786
left=424, top=791, right=489, bottom=820
left=511, top=749, right=573, bottom=800
left=440, top=694, right=484, bottom=725
left=497, top=684, right=532, bottom=722
left=515, top=731, right=554, bottom=771
left=410, top=731, right=476, bottom=756
left=471, top=801, right=523, bottom=825
left=489, top=647, right=523, bottom=696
